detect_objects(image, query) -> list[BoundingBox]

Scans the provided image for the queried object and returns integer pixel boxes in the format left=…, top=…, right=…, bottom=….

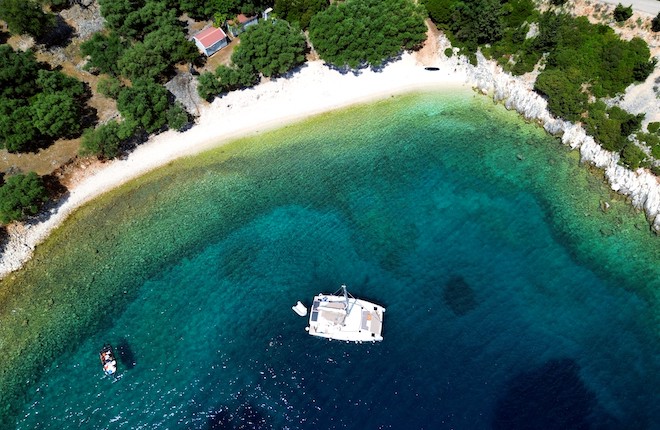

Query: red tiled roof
left=236, top=14, right=256, bottom=24
left=194, top=27, right=227, bottom=48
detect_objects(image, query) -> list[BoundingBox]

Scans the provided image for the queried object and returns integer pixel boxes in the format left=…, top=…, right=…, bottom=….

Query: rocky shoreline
left=441, top=36, right=660, bottom=233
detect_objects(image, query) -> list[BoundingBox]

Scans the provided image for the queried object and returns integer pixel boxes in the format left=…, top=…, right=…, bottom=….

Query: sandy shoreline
left=0, top=51, right=469, bottom=278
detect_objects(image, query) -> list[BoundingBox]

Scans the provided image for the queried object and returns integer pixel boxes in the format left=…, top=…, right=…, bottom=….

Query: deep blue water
left=11, top=91, right=660, bottom=429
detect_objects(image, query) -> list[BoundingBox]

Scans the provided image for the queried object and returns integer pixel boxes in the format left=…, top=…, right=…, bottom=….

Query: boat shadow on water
left=115, top=338, right=137, bottom=370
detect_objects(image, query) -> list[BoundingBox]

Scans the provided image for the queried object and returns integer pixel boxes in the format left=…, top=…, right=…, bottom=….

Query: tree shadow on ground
left=37, top=15, right=75, bottom=49
left=0, top=225, right=8, bottom=257
left=492, top=358, right=597, bottom=430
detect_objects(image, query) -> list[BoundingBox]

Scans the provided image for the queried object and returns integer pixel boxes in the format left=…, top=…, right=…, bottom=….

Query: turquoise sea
left=1, top=90, right=659, bottom=429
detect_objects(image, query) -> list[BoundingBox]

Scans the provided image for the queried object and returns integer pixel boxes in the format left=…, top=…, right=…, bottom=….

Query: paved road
left=598, top=0, right=660, bottom=16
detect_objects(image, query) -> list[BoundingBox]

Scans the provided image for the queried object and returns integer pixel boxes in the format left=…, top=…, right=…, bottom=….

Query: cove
left=1, top=90, right=658, bottom=429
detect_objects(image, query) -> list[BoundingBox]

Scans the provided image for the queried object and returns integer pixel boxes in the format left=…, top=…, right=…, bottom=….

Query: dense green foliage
left=197, top=71, right=225, bottom=100
left=637, top=127, right=660, bottom=160
left=309, top=0, right=427, bottom=69
left=178, top=0, right=271, bottom=19
left=583, top=101, right=647, bottom=168
left=0, top=172, right=47, bottom=224
left=80, top=32, right=130, bottom=76
left=613, top=4, right=633, bottom=22
left=78, top=0, right=203, bottom=158
left=232, top=20, right=306, bottom=77
left=96, top=76, right=123, bottom=99
left=166, top=102, right=190, bottom=131
left=80, top=120, right=136, bottom=159
left=197, top=64, right=259, bottom=100
left=0, top=0, right=55, bottom=38
left=451, top=0, right=504, bottom=48
left=484, top=0, right=540, bottom=74
left=117, top=79, right=170, bottom=133
left=620, top=142, right=648, bottom=169
left=197, top=20, right=304, bottom=100
left=546, top=17, right=653, bottom=97
left=0, top=46, right=88, bottom=152
left=88, top=1, right=197, bottom=82
left=534, top=69, right=588, bottom=121
left=423, top=0, right=658, bottom=167
left=274, top=0, right=328, bottom=29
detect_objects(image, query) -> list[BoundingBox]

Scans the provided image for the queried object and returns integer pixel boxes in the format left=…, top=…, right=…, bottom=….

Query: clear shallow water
left=4, top=91, right=660, bottom=429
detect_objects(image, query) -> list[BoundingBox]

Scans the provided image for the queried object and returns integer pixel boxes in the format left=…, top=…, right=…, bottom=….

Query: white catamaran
left=300, top=285, right=385, bottom=342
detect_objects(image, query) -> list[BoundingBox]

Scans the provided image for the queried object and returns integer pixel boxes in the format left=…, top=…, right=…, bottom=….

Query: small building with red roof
left=192, top=26, right=228, bottom=57
left=227, top=14, right=259, bottom=37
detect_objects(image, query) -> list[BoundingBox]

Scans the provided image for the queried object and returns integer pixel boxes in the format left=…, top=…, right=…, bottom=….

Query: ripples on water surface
left=6, top=91, right=659, bottom=429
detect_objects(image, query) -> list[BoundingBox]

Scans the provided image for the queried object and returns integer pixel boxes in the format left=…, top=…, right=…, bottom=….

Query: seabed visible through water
left=1, top=90, right=658, bottom=429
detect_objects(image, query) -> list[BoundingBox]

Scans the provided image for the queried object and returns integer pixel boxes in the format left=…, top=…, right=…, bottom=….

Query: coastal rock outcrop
left=442, top=42, right=660, bottom=232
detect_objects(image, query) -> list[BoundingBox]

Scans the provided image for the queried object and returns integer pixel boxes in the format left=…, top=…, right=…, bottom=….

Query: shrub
left=653, top=12, right=660, bottom=32
left=620, top=143, right=647, bottom=169
left=613, top=4, right=633, bottom=22
left=97, top=76, right=123, bottom=99
left=534, top=69, right=588, bottom=121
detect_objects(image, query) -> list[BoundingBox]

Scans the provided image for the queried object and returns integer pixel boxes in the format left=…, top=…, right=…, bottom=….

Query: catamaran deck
left=307, top=291, right=385, bottom=342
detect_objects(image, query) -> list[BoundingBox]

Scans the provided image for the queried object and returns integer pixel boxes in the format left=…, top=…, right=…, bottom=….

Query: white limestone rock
left=437, top=35, right=660, bottom=232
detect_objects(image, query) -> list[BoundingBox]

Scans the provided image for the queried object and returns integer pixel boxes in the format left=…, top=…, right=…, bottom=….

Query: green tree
left=117, top=22, right=198, bottom=81
left=216, top=64, right=259, bottom=90
left=31, top=92, right=82, bottom=138
left=36, top=69, right=85, bottom=98
left=231, top=20, right=307, bottom=77
left=80, top=32, right=130, bottom=75
left=179, top=0, right=215, bottom=19
left=309, top=0, right=427, bottom=69
left=0, top=172, right=48, bottom=224
left=274, top=0, right=329, bottom=29
left=450, top=0, right=504, bottom=48
left=118, top=41, right=170, bottom=81
left=0, top=0, right=55, bottom=38
left=197, top=71, right=224, bottom=100
left=0, top=45, right=40, bottom=99
left=423, top=0, right=454, bottom=26
left=98, top=0, right=146, bottom=38
left=117, top=79, right=170, bottom=133
left=584, top=101, right=643, bottom=152
left=0, top=100, right=38, bottom=152
left=620, top=143, right=647, bottom=169
left=80, top=120, right=136, bottom=159
left=166, top=102, right=190, bottom=131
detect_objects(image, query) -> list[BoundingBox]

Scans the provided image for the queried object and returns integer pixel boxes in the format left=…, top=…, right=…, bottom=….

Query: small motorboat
left=99, top=344, right=117, bottom=376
